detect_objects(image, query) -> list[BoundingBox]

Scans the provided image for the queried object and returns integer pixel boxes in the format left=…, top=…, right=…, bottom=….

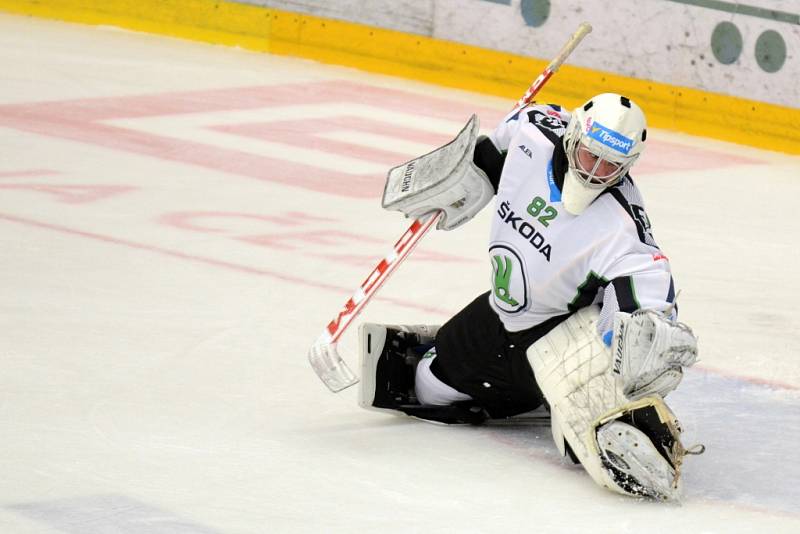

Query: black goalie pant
left=430, top=291, right=571, bottom=419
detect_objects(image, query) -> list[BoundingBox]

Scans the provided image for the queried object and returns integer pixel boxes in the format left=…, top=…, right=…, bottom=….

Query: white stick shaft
left=548, top=22, right=592, bottom=73
left=514, top=22, right=592, bottom=111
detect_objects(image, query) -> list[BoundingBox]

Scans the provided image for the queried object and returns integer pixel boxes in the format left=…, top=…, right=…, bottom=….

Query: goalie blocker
left=382, top=114, right=494, bottom=231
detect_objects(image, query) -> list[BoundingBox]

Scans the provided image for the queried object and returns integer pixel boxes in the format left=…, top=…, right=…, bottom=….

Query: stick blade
left=308, top=339, right=359, bottom=392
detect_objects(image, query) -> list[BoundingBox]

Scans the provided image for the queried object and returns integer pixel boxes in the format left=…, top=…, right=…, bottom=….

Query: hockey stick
left=512, top=22, right=593, bottom=112
left=308, top=214, right=439, bottom=391
left=308, top=22, right=593, bottom=393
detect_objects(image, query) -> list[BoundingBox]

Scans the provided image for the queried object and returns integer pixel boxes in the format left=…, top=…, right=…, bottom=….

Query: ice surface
left=1, top=13, right=800, bottom=534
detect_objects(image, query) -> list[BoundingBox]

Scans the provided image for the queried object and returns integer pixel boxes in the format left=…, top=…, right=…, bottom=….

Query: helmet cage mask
left=564, top=117, right=641, bottom=190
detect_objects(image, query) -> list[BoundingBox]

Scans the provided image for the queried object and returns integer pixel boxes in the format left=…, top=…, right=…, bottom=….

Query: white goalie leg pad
left=382, top=114, right=494, bottom=230
left=611, top=309, right=698, bottom=399
left=527, top=306, right=626, bottom=465
left=358, top=323, right=390, bottom=413
left=358, top=323, right=439, bottom=414
left=527, top=306, right=700, bottom=500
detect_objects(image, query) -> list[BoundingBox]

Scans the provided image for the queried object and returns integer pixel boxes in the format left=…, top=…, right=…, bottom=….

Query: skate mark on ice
left=657, top=370, right=799, bottom=513
left=7, top=494, right=222, bottom=534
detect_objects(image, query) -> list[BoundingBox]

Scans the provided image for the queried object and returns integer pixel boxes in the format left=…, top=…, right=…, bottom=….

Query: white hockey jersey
left=484, top=104, right=676, bottom=334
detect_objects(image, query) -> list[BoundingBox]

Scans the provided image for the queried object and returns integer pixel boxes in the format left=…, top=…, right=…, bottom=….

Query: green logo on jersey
left=489, top=244, right=528, bottom=314
left=492, top=255, right=519, bottom=307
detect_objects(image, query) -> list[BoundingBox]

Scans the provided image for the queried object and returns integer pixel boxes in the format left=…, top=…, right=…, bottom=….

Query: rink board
left=0, top=0, right=799, bottom=154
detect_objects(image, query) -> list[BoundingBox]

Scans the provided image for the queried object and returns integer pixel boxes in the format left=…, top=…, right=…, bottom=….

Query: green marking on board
left=666, top=0, right=799, bottom=25
left=520, top=0, right=550, bottom=27
left=711, top=21, right=743, bottom=64
left=755, top=30, right=787, bottom=73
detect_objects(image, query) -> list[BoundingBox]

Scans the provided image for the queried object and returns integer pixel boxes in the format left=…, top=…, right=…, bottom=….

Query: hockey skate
left=358, top=323, right=489, bottom=425
left=593, top=398, right=705, bottom=500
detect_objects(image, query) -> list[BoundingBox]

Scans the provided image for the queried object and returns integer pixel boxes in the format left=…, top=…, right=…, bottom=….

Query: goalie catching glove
left=382, top=114, right=494, bottom=230
left=527, top=306, right=703, bottom=500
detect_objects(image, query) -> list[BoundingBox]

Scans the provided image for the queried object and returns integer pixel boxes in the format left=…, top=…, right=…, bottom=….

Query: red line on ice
left=0, top=81, right=503, bottom=199
left=0, top=212, right=450, bottom=316
left=0, top=170, right=61, bottom=178
left=0, top=81, right=764, bottom=200
left=694, top=364, right=799, bottom=391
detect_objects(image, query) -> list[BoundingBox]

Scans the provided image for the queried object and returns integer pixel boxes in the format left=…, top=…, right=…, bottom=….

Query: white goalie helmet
left=562, top=93, right=647, bottom=214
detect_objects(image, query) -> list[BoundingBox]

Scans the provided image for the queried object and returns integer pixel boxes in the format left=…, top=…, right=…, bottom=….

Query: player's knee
left=415, top=354, right=473, bottom=406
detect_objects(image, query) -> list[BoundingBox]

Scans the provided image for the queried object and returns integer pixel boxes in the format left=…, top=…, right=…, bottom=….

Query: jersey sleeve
left=474, top=104, right=563, bottom=191
left=597, top=252, right=677, bottom=336
left=488, top=104, right=539, bottom=151
left=592, top=173, right=679, bottom=337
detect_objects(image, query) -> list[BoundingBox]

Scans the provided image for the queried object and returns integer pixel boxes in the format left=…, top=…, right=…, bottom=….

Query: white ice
left=1, top=13, right=800, bottom=534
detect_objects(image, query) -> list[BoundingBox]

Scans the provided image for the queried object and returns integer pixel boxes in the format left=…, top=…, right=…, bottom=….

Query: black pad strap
left=400, top=401, right=489, bottom=425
